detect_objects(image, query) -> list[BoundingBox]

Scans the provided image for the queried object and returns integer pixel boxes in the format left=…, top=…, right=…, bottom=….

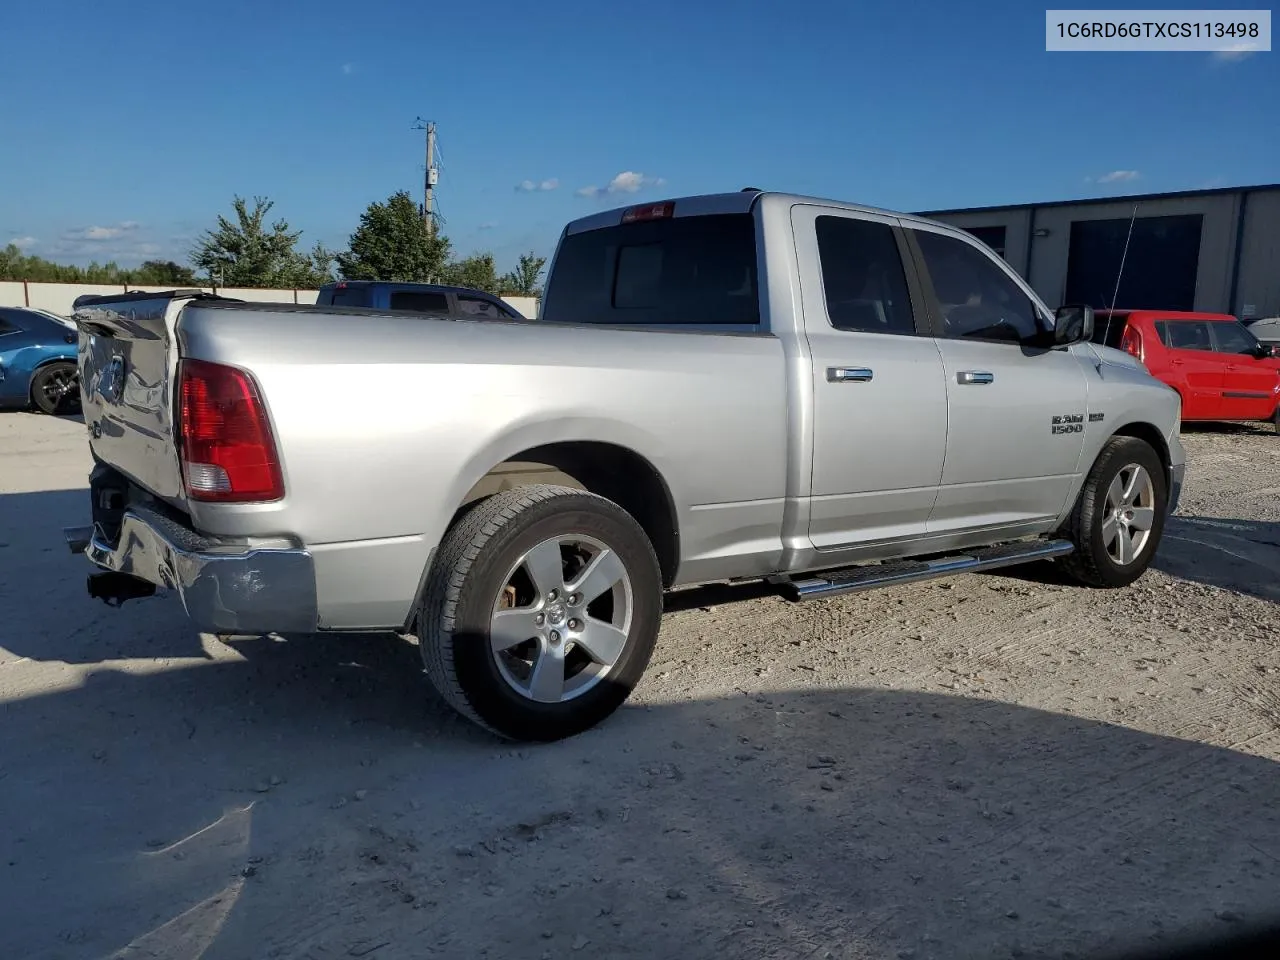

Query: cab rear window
left=541, top=213, right=759, bottom=326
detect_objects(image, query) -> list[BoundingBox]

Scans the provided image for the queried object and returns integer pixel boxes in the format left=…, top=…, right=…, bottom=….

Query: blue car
left=0, top=306, right=81, bottom=415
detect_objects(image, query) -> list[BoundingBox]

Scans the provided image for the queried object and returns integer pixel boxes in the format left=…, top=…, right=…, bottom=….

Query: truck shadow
left=0, top=488, right=213, bottom=663
left=966, top=516, right=1280, bottom=606
left=1156, top=515, right=1280, bottom=603
left=2, top=647, right=1279, bottom=960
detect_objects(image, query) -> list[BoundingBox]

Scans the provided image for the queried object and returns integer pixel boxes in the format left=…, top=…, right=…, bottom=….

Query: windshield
left=1214, top=319, right=1262, bottom=354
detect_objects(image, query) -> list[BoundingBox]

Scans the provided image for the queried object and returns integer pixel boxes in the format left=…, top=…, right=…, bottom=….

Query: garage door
left=1066, top=213, right=1203, bottom=311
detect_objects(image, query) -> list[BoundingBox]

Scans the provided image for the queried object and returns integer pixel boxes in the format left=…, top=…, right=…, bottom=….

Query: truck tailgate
left=73, top=291, right=196, bottom=505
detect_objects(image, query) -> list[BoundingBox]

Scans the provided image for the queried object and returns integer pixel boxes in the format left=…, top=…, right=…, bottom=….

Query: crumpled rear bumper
left=66, top=505, right=317, bottom=635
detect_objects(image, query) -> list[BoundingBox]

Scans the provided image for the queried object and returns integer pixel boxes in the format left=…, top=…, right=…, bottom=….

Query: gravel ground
left=1, top=413, right=1278, bottom=960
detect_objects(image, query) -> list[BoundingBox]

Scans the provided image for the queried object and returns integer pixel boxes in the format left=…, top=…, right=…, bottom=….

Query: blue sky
left=1, top=0, right=1275, bottom=273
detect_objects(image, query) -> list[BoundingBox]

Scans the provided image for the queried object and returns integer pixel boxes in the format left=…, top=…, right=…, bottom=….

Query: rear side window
left=328, top=287, right=370, bottom=307
left=1164, top=321, right=1213, bottom=351
left=1154, top=321, right=1172, bottom=346
left=541, top=213, right=759, bottom=326
left=456, top=296, right=505, bottom=319
left=390, top=291, right=449, bottom=312
left=815, top=216, right=914, bottom=335
left=0, top=312, right=22, bottom=336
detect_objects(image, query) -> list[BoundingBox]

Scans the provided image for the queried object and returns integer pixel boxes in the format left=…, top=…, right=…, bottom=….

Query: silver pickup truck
left=65, top=189, right=1185, bottom=741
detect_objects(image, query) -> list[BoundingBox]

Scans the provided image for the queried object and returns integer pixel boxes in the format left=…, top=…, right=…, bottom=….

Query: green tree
left=500, top=252, right=547, bottom=296
left=0, top=244, right=158, bottom=284
left=192, top=196, right=332, bottom=288
left=133, top=260, right=199, bottom=286
left=336, top=191, right=450, bottom=282
left=441, top=252, right=500, bottom=294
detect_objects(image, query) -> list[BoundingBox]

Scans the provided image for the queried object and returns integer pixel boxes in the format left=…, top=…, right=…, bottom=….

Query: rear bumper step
left=65, top=507, right=318, bottom=634
left=783, top=538, right=1075, bottom=601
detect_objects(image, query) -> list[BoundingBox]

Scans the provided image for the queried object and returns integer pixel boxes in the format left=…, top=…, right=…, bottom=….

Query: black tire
left=416, top=484, right=663, bottom=742
left=1272, top=406, right=1280, bottom=435
left=30, top=361, right=81, bottom=416
left=1058, top=436, right=1168, bottom=589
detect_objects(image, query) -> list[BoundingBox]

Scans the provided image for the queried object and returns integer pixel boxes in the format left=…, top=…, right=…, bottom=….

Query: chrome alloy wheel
left=1103, top=463, right=1156, bottom=566
left=490, top=534, right=634, bottom=703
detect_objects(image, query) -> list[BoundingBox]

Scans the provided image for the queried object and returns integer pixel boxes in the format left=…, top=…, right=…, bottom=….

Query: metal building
left=919, top=184, right=1280, bottom=320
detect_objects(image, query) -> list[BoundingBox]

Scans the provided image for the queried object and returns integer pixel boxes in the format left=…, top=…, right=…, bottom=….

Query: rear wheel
left=1058, top=436, right=1168, bottom=588
left=30, top=361, right=81, bottom=416
left=416, top=484, right=663, bottom=741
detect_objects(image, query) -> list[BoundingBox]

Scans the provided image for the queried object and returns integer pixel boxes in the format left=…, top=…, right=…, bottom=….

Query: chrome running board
left=783, top=538, right=1075, bottom=601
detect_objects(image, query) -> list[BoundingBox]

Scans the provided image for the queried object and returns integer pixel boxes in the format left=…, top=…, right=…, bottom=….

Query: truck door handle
left=827, top=367, right=873, bottom=383
left=957, top=371, right=994, bottom=385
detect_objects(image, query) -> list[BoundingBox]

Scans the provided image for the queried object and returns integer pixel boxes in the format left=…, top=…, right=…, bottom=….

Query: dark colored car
left=316, top=281, right=526, bottom=320
left=0, top=306, right=81, bottom=415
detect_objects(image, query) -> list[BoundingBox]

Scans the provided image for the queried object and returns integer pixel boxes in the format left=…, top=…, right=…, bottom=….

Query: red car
left=1092, top=309, right=1280, bottom=433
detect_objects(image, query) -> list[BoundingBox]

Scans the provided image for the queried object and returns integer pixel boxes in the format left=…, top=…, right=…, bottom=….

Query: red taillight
left=1120, top=326, right=1143, bottom=360
left=178, top=359, right=284, bottom=503
left=621, top=201, right=675, bottom=223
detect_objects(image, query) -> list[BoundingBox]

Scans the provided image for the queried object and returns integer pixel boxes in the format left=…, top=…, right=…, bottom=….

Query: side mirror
left=1054, top=304, right=1094, bottom=346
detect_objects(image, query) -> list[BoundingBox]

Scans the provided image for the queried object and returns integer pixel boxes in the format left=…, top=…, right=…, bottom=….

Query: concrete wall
left=0, top=282, right=536, bottom=317
left=927, top=187, right=1280, bottom=317
left=502, top=296, right=539, bottom=318
left=1237, top=190, right=1280, bottom=318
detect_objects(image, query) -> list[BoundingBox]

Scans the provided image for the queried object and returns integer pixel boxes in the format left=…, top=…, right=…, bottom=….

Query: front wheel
left=416, top=484, right=663, bottom=741
left=1058, top=436, right=1168, bottom=588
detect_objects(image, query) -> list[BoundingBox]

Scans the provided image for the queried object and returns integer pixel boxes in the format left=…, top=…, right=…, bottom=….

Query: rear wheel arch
left=404, top=439, right=681, bottom=633
left=451, top=441, right=680, bottom=589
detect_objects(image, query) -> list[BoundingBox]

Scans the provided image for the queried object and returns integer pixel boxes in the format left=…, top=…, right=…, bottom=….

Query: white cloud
left=1211, top=44, right=1258, bottom=63
left=342, top=62, right=355, bottom=75
left=478, top=221, right=497, bottom=230
left=8, top=236, right=37, bottom=249
left=64, top=221, right=142, bottom=242
left=1097, top=170, right=1140, bottom=184
left=576, top=171, right=666, bottom=199
left=516, top=178, right=559, bottom=192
